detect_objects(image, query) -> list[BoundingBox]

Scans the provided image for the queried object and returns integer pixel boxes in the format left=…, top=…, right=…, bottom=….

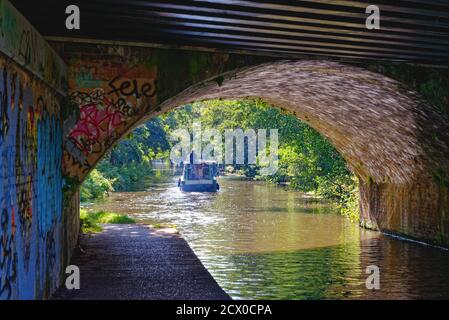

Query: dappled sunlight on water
left=87, top=173, right=449, bottom=300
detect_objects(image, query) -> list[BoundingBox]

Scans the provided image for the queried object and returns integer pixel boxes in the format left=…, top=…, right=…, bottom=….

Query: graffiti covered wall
left=0, top=0, right=66, bottom=300
left=0, top=54, right=63, bottom=299
left=63, top=51, right=158, bottom=180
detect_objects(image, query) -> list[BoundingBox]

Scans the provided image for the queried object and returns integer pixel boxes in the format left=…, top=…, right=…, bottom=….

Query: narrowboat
left=178, top=161, right=220, bottom=192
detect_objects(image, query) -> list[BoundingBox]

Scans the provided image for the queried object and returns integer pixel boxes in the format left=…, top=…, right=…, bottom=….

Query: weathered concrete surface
left=52, top=224, right=231, bottom=300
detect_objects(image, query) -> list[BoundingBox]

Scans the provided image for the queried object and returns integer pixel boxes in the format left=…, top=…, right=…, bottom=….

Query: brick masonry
left=57, top=44, right=449, bottom=246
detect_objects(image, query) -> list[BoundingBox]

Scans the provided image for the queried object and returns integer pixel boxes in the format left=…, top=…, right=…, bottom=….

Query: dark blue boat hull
left=180, top=183, right=219, bottom=192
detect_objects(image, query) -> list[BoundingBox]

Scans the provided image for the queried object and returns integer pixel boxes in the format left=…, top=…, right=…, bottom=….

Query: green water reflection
left=86, top=171, right=449, bottom=299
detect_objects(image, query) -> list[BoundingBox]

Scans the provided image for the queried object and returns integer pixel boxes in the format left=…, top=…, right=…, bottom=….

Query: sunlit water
left=86, top=171, right=449, bottom=299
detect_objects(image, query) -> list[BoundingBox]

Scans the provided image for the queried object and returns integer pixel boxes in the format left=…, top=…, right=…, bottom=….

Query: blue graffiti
left=0, top=62, right=63, bottom=300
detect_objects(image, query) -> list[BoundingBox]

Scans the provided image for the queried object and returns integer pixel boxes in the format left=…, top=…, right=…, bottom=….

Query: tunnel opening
left=80, top=98, right=358, bottom=216
left=78, top=98, right=366, bottom=299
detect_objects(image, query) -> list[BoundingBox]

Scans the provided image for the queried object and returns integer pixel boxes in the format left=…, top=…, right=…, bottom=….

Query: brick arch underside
left=67, top=60, right=449, bottom=246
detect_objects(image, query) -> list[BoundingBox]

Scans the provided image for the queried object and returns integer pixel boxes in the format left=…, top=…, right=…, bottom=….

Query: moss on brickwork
left=366, top=63, right=449, bottom=116
left=433, top=168, right=449, bottom=188
left=60, top=95, right=79, bottom=121
left=436, top=232, right=449, bottom=246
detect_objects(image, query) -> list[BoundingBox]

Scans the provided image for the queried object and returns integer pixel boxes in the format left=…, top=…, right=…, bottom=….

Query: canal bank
left=52, top=224, right=230, bottom=300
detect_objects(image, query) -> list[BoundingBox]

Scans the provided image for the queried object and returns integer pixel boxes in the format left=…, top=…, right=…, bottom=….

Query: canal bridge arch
left=1, top=0, right=449, bottom=301
left=58, top=43, right=449, bottom=248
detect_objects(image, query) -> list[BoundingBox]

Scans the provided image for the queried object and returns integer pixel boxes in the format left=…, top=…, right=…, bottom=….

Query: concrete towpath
left=52, top=224, right=231, bottom=300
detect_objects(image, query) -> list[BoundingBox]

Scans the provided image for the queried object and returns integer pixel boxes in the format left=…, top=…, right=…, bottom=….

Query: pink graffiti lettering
left=69, top=97, right=124, bottom=155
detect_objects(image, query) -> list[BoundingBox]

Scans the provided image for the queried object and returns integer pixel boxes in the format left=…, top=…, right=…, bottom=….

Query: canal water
left=86, top=171, right=449, bottom=299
